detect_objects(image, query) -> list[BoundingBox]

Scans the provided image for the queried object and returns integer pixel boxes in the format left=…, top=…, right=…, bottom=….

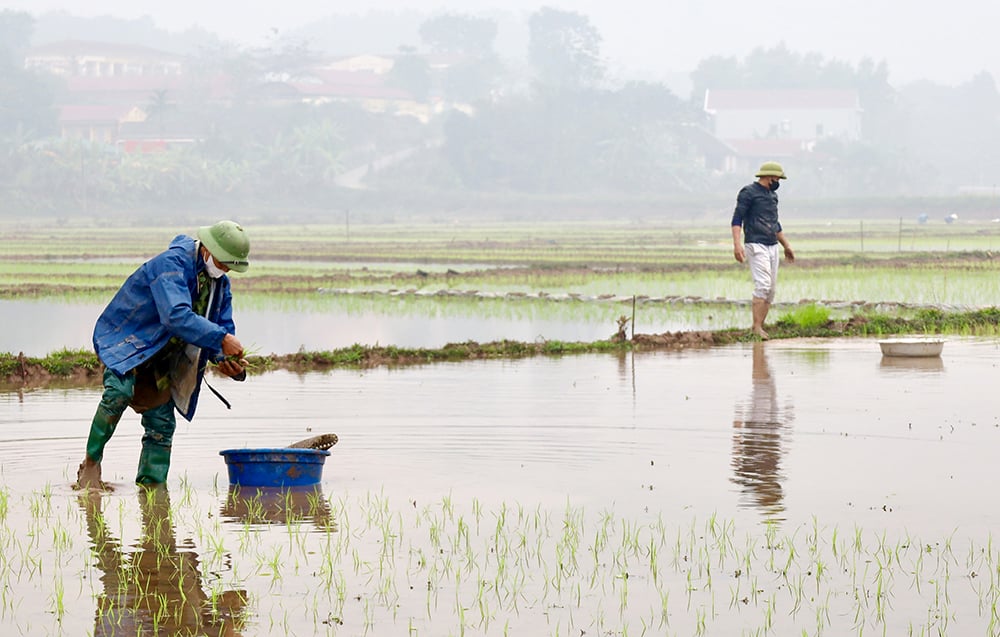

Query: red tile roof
left=58, top=104, right=133, bottom=123
left=64, top=75, right=233, bottom=100
left=65, top=75, right=188, bottom=92
left=27, top=40, right=182, bottom=60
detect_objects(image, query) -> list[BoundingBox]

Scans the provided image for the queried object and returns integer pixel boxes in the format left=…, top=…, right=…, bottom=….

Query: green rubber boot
left=85, top=368, right=135, bottom=463
left=135, top=401, right=176, bottom=485
left=136, top=443, right=172, bottom=485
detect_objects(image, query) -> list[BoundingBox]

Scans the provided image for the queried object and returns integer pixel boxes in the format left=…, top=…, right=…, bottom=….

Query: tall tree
left=419, top=13, right=497, bottom=57
left=146, top=89, right=174, bottom=138
left=0, top=10, right=32, bottom=64
left=387, top=45, right=431, bottom=102
left=899, top=72, right=1000, bottom=190
left=690, top=55, right=742, bottom=98
left=527, top=7, right=604, bottom=92
left=0, top=11, right=57, bottom=141
left=419, top=13, right=503, bottom=103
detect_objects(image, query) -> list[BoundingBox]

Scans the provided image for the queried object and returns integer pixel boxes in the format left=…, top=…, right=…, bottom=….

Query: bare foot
left=752, top=327, right=770, bottom=341
left=76, top=457, right=103, bottom=489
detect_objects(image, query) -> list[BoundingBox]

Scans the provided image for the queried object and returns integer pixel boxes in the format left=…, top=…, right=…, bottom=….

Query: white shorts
left=745, top=243, right=780, bottom=303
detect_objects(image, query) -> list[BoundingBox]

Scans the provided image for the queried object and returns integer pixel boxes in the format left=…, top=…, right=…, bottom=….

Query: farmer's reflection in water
left=79, top=486, right=247, bottom=636
left=731, top=342, right=794, bottom=518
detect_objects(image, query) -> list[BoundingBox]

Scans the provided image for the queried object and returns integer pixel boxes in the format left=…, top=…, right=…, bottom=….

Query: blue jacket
left=92, top=235, right=236, bottom=420
left=731, top=182, right=782, bottom=246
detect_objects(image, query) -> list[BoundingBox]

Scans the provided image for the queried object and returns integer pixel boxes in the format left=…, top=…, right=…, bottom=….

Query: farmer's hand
left=784, top=245, right=795, bottom=263
left=218, top=333, right=247, bottom=379
left=733, top=243, right=745, bottom=263
left=221, top=333, right=244, bottom=358
left=217, top=357, right=247, bottom=378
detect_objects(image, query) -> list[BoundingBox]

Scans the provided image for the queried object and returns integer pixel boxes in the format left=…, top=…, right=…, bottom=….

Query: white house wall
left=714, top=107, right=861, bottom=141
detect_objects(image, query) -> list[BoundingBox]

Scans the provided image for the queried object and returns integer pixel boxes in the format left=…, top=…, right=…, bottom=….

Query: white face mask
left=204, top=254, right=227, bottom=279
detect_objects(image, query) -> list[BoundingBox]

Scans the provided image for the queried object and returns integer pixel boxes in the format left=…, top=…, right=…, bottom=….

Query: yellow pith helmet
left=755, top=161, right=787, bottom=179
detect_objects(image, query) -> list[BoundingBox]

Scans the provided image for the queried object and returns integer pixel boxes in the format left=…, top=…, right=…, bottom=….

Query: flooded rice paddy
left=0, top=297, right=747, bottom=357
left=2, top=337, right=1000, bottom=635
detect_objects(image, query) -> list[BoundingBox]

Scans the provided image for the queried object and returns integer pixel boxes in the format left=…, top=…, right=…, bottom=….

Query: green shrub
left=777, top=304, right=831, bottom=329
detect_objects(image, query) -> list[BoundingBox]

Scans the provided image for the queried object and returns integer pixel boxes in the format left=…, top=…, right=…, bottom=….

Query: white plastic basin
left=878, top=338, right=944, bottom=358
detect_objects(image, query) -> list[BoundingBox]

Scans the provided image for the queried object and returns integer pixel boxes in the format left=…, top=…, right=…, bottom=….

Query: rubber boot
left=136, top=443, right=172, bottom=485
left=79, top=368, right=134, bottom=488
left=85, top=368, right=135, bottom=463
left=135, top=401, right=176, bottom=485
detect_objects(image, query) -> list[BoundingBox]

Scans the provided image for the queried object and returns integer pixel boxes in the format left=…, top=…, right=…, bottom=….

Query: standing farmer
left=731, top=162, right=795, bottom=339
left=77, top=221, right=251, bottom=487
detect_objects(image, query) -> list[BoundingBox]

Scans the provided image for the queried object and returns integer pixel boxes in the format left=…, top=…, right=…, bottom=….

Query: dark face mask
left=769, top=179, right=780, bottom=192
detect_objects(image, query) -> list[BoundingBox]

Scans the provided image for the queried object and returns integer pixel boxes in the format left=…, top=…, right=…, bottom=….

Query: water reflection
left=731, top=343, right=794, bottom=519
left=79, top=485, right=247, bottom=636
left=879, top=355, right=945, bottom=373
left=0, top=298, right=733, bottom=356
left=220, top=485, right=336, bottom=529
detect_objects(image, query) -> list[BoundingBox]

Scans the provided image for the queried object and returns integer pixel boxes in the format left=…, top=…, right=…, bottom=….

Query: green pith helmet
left=755, top=161, right=787, bottom=179
left=198, top=220, right=250, bottom=273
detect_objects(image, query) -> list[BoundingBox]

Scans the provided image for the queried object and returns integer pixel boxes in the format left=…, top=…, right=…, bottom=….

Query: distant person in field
left=77, top=221, right=251, bottom=488
left=731, top=162, right=795, bottom=340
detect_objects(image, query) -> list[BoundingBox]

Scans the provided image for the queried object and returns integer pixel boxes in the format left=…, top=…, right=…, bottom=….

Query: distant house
left=30, top=42, right=459, bottom=146
left=62, top=74, right=227, bottom=108
left=116, top=111, right=207, bottom=153
left=58, top=105, right=145, bottom=144
left=27, top=41, right=213, bottom=148
left=57, top=104, right=199, bottom=152
left=53, top=75, right=225, bottom=150
left=673, top=123, right=739, bottom=174
left=323, top=54, right=396, bottom=75
left=703, top=89, right=863, bottom=172
left=278, top=67, right=444, bottom=122
left=25, top=40, right=185, bottom=78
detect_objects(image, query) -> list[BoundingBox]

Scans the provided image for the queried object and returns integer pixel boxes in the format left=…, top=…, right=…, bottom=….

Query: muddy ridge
left=4, top=309, right=995, bottom=391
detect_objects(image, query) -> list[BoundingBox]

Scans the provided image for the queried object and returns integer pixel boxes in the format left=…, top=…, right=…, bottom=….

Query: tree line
left=1, top=8, right=998, bottom=218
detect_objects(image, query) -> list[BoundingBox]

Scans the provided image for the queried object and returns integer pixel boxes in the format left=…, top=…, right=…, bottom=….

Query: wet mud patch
left=631, top=330, right=721, bottom=347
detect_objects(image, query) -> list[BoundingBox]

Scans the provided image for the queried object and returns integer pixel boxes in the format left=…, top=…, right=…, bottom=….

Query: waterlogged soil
left=2, top=338, right=1000, bottom=636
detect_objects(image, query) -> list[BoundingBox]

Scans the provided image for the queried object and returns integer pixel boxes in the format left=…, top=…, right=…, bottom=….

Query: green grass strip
left=4, top=307, right=1000, bottom=383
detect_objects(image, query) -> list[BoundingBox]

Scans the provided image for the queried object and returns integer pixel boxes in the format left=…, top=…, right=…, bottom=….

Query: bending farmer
left=731, top=162, right=795, bottom=340
left=77, top=220, right=251, bottom=487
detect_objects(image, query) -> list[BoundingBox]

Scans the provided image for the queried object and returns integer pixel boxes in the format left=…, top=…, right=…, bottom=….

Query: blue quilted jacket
left=92, top=234, right=236, bottom=420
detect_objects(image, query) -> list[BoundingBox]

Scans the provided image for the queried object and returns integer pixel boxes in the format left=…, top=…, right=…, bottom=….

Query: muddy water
left=0, top=298, right=617, bottom=355
left=0, top=298, right=736, bottom=356
left=2, top=338, right=999, bottom=635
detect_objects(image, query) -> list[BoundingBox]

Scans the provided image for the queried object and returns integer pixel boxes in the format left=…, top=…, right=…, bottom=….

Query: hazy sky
left=6, top=0, right=998, bottom=86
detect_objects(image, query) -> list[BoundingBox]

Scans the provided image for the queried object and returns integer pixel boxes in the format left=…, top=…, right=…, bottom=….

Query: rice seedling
left=6, top=220, right=1000, bottom=344
left=778, top=303, right=832, bottom=329
left=5, top=219, right=1000, bottom=634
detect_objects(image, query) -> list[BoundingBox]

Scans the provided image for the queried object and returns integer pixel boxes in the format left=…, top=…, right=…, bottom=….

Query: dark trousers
left=85, top=367, right=177, bottom=484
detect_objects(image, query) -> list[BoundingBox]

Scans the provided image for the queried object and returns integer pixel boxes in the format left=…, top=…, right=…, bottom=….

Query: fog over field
left=8, top=0, right=998, bottom=85
left=2, top=0, right=999, bottom=218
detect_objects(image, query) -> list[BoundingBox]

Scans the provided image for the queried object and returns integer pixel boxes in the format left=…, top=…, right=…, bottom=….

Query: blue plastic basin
left=219, top=448, right=331, bottom=487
